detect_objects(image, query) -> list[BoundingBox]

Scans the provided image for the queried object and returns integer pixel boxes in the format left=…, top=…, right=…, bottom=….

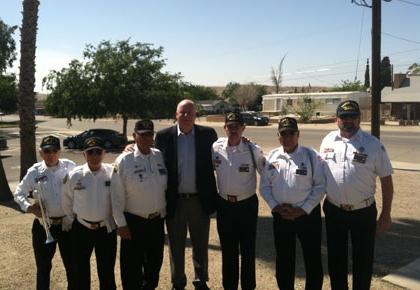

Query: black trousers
left=273, top=205, right=323, bottom=290
left=32, top=219, right=75, bottom=290
left=216, top=194, right=258, bottom=290
left=72, top=220, right=117, bottom=290
left=323, top=200, right=377, bottom=290
left=120, top=212, right=165, bottom=290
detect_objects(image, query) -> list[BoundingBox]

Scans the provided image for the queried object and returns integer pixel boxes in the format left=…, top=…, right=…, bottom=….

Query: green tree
left=0, top=19, right=17, bottom=73
left=83, top=40, right=168, bottom=136
left=18, top=0, right=39, bottom=179
left=332, top=80, right=365, bottom=92
left=43, top=59, right=103, bottom=125
left=183, top=84, right=218, bottom=101
left=0, top=19, right=17, bottom=201
left=233, top=83, right=258, bottom=111
left=380, top=56, right=392, bottom=89
left=248, top=84, right=267, bottom=111
left=222, top=81, right=240, bottom=104
left=408, top=63, right=420, bottom=74
left=294, top=96, right=316, bottom=123
left=0, top=74, right=18, bottom=113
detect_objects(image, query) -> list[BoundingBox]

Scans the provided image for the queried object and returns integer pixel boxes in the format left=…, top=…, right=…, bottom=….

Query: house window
left=326, top=98, right=341, bottom=105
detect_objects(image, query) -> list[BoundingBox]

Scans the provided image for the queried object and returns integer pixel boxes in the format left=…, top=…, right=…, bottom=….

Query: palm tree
left=18, top=0, right=39, bottom=179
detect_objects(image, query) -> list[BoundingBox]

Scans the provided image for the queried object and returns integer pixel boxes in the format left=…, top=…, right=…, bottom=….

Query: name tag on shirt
left=296, top=167, right=308, bottom=176
left=239, top=164, right=250, bottom=173
left=353, top=152, right=368, bottom=164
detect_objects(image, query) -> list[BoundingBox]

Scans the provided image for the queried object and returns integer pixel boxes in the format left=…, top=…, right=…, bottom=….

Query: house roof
left=382, top=75, right=420, bottom=103
left=196, top=100, right=225, bottom=106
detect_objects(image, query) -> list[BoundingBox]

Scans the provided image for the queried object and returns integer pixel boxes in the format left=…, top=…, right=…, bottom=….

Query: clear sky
left=1, top=0, right=420, bottom=92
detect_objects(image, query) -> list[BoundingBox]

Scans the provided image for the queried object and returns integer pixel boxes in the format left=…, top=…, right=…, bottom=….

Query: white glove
left=61, top=216, right=73, bottom=232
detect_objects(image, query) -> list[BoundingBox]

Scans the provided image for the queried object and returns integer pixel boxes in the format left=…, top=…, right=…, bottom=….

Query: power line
left=394, top=0, right=420, bottom=7
left=382, top=32, right=420, bottom=44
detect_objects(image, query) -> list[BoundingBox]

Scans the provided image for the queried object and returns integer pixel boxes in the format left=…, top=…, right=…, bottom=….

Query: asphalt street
left=1, top=115, right=419, bottom=189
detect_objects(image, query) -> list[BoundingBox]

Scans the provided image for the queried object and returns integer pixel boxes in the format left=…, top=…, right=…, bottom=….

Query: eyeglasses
left=42, top=149, right=59, bottom=154
left=86, top=149, right=103, bottom=156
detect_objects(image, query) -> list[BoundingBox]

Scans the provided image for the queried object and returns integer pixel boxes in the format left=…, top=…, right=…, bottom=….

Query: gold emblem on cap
left=341, top=101, right=354, bottom=111
left=44, top=136, right=54, bottom=144
left=86, top=138, right=97, bottom=146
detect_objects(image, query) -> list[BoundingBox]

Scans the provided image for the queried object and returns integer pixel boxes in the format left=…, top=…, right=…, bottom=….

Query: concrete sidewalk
left=383, top=258, right=420, bottom=289
left=391, top=161, right=420, bottom=172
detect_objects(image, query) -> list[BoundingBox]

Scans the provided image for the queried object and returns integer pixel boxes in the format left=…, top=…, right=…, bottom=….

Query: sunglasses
left=42, top=149, right=59, bottom=154
left=86, top=149, right=103, bottom=156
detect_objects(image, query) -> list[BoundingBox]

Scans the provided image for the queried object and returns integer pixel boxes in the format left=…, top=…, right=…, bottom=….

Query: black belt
left=178, top=193, right=198, bottom=198
left=81, top=218, right=106, bottom=229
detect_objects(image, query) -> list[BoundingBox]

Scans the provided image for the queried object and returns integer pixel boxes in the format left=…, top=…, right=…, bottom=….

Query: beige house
left=262, top=91, right=371, bottom=118
left=382, top=74, right=420, bottom=122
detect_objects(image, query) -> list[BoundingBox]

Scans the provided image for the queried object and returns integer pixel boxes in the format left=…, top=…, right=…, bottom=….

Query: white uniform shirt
left=212, top=138, right=265, bottom=198
left=260, top=145, right=326, bottom=214
left=62, top=163, right=114, bottom=223
left=111, top=146, right=168, bottom=227
left=14, top=159, right=76, bottom=217
left=320, top=129, right=393, bottom=205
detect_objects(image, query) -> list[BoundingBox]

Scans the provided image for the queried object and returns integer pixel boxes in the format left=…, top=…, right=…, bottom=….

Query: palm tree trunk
left=18, top=0, right=39, bottom=180
left=122, top=115, right=128, bottom=138
left=0, top=152, right=13, bottom=202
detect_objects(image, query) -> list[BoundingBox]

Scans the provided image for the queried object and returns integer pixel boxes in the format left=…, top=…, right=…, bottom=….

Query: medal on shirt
left=353, top=147, right=368, bottom=164
left=74, top=181, right=86, bottom=190
left=296, top=163, right=308, bottom=175
left=35, top=175, right=48, bottom=183
left=213, top=156, right=221, bottom=167
left=238, top=164, right=250, bottom=172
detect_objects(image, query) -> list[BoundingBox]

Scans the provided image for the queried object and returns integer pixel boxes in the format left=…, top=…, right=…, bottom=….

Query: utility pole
left=352, top=0, right=385, bottom=139
left=371, top=0, right=381, bottom=138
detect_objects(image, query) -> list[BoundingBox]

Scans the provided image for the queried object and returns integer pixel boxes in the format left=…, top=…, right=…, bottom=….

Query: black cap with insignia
left=134, top=120, right=154, bottom=134
left=83, top=137, right=104, bottom=151
left=336, top=100, right=361, bottom=118
left=225, top=112, right=244, bottom=126
left=278, top=117, right=298, bottom=133
left=40, top=135, right=61, bottom=150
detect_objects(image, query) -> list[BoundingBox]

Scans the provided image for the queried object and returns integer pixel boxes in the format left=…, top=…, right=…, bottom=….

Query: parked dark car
left=63, top=129, right=127, bottom=150
left=0, top=136, right=7, bottom=150
left=240, top=111, right=269, bottom=126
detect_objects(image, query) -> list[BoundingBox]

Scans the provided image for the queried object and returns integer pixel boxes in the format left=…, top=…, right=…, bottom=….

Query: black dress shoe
left=192, top=281, right=210, bottom=290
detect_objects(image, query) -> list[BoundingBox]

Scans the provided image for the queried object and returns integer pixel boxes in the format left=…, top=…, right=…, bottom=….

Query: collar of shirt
left=333, top=128, right=363, bottom=143
left=278, top=144, right=303, bottom=159
left=134, top=145, right=154, bottom=159
left=82, top=163, right=104, bottom=176
left=39, top=159, right=63, bottom=174
left=177, top=124, right=195, bottom=136
left=222, top=138, right=246, bottom=152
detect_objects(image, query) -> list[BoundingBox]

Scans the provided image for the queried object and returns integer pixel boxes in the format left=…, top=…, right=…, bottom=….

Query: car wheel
left=104, top=140, right=113, bottom=150
left=67, top=141, right=76, bottom=149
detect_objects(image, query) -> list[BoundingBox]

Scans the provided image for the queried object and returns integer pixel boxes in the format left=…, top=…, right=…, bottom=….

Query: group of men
left=14, top=98, right=394, bottom=290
